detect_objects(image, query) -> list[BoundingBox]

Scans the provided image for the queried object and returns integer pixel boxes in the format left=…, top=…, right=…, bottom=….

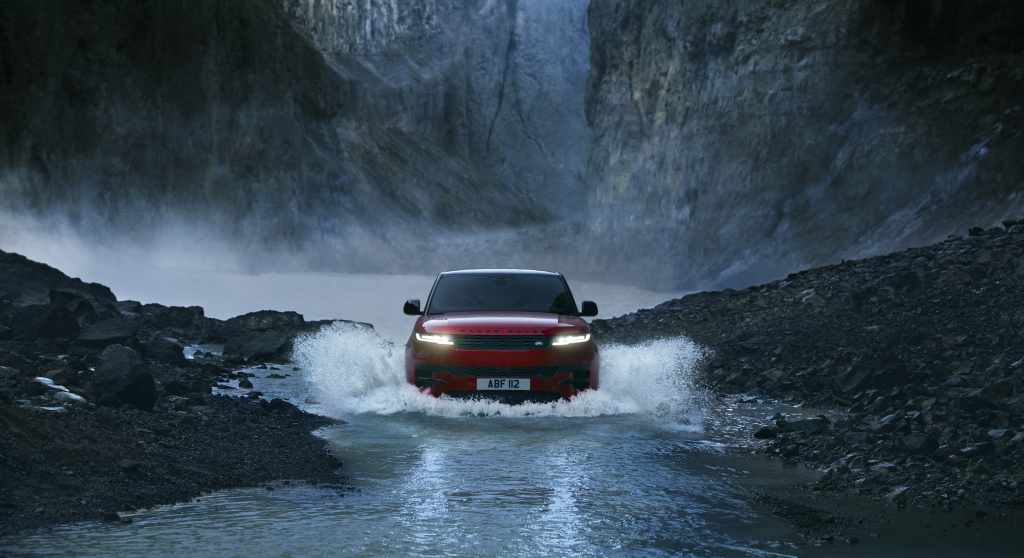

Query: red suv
left=404, top=269, right=599, bottom=402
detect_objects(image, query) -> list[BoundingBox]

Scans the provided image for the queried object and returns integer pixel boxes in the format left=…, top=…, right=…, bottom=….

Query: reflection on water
left=3, top=412, right=809, bottom=558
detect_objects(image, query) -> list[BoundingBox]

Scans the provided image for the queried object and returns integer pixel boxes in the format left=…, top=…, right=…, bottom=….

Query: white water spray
left=294, top=322, right=706, bottom=428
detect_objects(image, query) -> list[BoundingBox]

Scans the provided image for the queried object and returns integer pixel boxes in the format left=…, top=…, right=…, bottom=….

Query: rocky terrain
left=0, top=249, right=350, bottom=535
left=585, top=0, right=1024, bottom=289
left=594, top=219, right=1024, bottom=512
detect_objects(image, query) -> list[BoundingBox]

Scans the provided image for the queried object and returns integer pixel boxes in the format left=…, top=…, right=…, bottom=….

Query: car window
left=427, top=274, right=578, bottom=314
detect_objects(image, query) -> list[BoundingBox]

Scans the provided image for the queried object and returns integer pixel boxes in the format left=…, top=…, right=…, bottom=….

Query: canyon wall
left=585, top=0, right=1024, bottom=288
left=0, top=0, right=590, bottom=270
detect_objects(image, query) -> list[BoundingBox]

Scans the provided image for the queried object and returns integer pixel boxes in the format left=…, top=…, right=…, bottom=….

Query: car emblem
left=534, top=341, right=544, bottom=346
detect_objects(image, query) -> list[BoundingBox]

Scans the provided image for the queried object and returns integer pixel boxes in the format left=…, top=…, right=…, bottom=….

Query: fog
left=0, top=211, right=682, bottom=341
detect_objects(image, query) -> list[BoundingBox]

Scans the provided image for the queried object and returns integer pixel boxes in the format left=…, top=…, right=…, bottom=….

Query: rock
left=51, top=390, right=88, bottom=405
left=77, top=318, right=140, bottom=347
left=987, top=429, right=1009, bottom=440
left=218, top=311, right=336, bottom=362
left=266, top=373, right=289, bottom=379
left=163, top=395, right=191, bottom=410
left=92, top=345, right=156, bottom=411
left=224, top=331, right=294, bottom=362
left=754, top=426, right=779, bottom=439
left=143, top=336, right=186, bottom=364
left=163, top=379, right=202, bottom=397
left=901, top=434, right=937, bottom=454
left=118, top=459, right=142, bottom=472
left=960, top=443, right=994, bottom=457
left=979, top=380, right=1014, bottom=400
left=872, top=413, right=902, bottom=433
left=32, top=306, right=81, bottom=339
left=886, top=485, right=911, bottom=505
left=782, top=416, right=831, bottom=434
left=238, top=378, right=254, bottom=389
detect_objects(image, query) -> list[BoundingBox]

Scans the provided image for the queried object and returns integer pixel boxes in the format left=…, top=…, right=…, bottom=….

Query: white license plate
left=476, top=378, right=530, bottom=391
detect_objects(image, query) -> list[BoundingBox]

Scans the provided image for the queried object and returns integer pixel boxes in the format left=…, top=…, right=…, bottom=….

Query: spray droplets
left=294, top=322, right=705, bottom=428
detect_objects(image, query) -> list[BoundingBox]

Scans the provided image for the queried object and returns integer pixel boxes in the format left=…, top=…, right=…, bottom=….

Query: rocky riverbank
left=0, top=249, right=351, bottom=536
left=593, top=220, right=1024, bottom=512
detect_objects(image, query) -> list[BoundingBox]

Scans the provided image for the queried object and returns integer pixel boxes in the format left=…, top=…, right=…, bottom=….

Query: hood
left=419, top=312, right=588, bottom=336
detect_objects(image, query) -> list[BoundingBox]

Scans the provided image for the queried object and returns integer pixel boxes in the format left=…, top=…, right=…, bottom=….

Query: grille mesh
left=452, top=335, right=548, bottom=350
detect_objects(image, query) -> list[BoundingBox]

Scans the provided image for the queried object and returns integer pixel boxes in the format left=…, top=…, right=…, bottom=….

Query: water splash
left=293, top=322, right=705, bottom=428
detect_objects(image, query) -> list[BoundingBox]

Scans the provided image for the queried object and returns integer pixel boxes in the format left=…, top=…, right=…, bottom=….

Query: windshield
left=426, top=273, right=578, bottom=315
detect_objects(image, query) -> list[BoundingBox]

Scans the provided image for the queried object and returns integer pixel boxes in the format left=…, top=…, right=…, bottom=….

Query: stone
left=143, top=336, right=186, bottom=364
left=92, top=345, right=156, bottom=411
left=754, top=426, right=779, bottom=439
left=77, top=318, right=140, bottom=347
left=901, top=434, right=937, bottom=454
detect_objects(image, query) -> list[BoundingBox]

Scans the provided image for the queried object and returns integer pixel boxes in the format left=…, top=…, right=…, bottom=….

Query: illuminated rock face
left=584, top=0, right=1024, bottom=289
left=281, top=0, right=592, bottom=210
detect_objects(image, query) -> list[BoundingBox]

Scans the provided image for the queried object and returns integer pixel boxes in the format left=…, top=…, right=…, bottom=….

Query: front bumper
left=412, top=365, right=592, bottom=400
left=406, top=344, right=599, bottom=401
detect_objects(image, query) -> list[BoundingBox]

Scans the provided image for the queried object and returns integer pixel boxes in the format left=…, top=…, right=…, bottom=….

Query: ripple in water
left=293, top=322, right=706, bottom=427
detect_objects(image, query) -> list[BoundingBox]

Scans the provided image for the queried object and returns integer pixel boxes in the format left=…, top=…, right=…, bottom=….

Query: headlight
left=551, top=333, right=591, bottom=346
left=415, top=333, right=454, bottom=346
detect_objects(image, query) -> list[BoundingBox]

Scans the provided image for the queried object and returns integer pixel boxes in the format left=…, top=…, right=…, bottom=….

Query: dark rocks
left=142, top=336, right=186, bottom=364
left=76, top=318, right=140, bottom=347
left=754, top=426, right=779, bottom=439
left=218, top=311, right=335, bottom=362
left=901, top=434, right=938, bottom=455
left=0, top=250, right=347, bottom=537
left=92, top=345, right=156, bottom=411
left=594, top=222, right=1024, bottom=510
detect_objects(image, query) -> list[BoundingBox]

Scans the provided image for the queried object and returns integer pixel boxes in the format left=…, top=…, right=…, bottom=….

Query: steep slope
left=585, top=0, right=1024, bottom=289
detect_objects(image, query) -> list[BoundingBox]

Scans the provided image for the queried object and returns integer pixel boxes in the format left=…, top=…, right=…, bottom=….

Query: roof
left=440, top=268, right=560, bottom=276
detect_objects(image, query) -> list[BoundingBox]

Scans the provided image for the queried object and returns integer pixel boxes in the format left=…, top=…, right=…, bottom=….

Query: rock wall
left=0, top=0, right=592, bottom=272
left=585, top=0, right=1024, bottom=289
left=282, top=0, right=592, bottom=209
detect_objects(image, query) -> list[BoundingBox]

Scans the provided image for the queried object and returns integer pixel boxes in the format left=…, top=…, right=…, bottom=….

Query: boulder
left=224, top=330, right=294, bottom=362
left=92, top=345, right=156, bottom=410
left=76, top=318, right=140, bottom=347
left=143, top=336, right=186, bottom=364
left=223, top=310, right=305, bottom=332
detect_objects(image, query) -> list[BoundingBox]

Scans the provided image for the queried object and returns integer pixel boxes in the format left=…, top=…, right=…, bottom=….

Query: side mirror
left=403, top=299, right=423, bottom=315
left=580, top=301, right=598, bottom=317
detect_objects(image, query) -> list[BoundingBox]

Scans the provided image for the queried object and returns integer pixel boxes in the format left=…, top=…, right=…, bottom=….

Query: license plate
left=476, top=378, right=530, bottom=391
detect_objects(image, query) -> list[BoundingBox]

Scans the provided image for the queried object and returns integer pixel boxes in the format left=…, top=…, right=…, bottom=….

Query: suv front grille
left=452, top=335, right=548, bottom=350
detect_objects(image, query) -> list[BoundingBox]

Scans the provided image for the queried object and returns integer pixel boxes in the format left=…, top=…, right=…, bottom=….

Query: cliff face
left=585, top=0, right=1024, bottom=289
left=0, top=0, right=590, bottom=270
left=282, top=0, right=592, bottom=209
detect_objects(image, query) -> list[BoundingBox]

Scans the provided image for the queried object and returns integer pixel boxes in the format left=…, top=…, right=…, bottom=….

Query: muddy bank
left=593, top=220, right=1024, bottom=511
left=0, top=249, right=349, bottom=536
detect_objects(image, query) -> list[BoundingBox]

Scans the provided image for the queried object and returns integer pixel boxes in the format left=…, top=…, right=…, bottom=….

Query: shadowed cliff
left=584, top=0, right=1024, bottom=289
